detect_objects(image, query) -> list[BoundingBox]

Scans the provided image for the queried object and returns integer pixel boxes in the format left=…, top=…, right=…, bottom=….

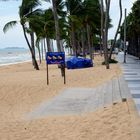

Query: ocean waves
left=0, top=48, right=31, bottom=66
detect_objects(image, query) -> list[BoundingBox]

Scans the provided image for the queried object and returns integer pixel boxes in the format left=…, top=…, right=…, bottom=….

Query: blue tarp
left=66, top=56, right=93, bottom=69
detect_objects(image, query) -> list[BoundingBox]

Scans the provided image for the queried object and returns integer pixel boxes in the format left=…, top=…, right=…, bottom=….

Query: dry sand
left=0, top=55, right=139, bottom=139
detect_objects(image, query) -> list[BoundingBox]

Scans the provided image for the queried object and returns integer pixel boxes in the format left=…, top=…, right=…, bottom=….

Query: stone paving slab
left=117, top=53, right=140, bottom=115
left=130, top=90, right=140, bottom=94
left=27, top=88, right=98, bottom=119
left=26, top=76, right=131, bottom=120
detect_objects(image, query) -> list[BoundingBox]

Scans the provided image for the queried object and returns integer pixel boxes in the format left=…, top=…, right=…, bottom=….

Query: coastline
left=0, top=60, right=32, bottom=67
left=0, top=47, right=31, bottom=67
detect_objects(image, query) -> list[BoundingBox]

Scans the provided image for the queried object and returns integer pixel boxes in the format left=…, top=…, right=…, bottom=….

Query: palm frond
left=26, top=8, right=43, bottom=17
left=3, top=21, right=18, bottom=33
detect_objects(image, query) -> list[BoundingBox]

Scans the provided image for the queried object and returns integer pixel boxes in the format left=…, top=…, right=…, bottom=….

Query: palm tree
left=109, top=0, right=122, bottom=60
left=3, top=0, right=42, bottom=70
left=83, top=0, right=101, bottom=60
left=51, top=0, right=62, bottom=52
left=65, top=0, right=83, bottom=56
left=99, top=0, right=110, bottom=69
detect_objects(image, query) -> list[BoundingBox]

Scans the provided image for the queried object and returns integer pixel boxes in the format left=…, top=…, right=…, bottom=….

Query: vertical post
left=124, top=8, right=127, bottom=63
left=63, top=53, right=66, bottom=84
left=46, top=63, right=49, bottom=85
left=64, top=64, right=66, bottom=84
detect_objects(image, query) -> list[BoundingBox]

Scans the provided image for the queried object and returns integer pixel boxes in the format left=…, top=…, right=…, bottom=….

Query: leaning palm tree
left=19, top=0, right=42, bottom=70
left=109, top=0, right=122, bottom=60
left=104, top=0, right=111, bottom=69
left=3, top=0, right=41, bottom=70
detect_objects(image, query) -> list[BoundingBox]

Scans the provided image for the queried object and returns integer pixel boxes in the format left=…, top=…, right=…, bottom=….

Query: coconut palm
left=64, top=0, right=101, bottom=58
left=82, top=0, right=101, bottom=60
left=109, top=0, right=122, bottom=60
left=121, top=0, right=140, bottom=58
left=3, top=0, right=43, bottom=70
left=65, top=0, right=83, bottom=55
left=99, top=0, right=111, bottom=69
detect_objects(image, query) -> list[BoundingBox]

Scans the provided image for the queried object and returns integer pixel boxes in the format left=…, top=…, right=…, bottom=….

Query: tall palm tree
left=104, top=0, right=110, bottom=69
left=99, top=0, right=110, bottom=69
left=3, top=0, right=42, bottom=70
left=83, top=0, right=101, bottom=60
left=65, top=0, right=83, bottom=56
left=20, top=0, right=43, bottom=70
left=109, top=0, right=122, bottom=60
left=51, top=0, right=62, bottom=52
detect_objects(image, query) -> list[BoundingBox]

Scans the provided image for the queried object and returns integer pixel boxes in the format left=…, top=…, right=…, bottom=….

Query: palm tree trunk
left=86, top=23, right=93, bottom=60
left=30, top=32, right=36, bottom=66
left=46, top=37, right=51, bottom=52
left=52, top=0, right=61, bottom=52
left=81, top=30, right=86, bottom=58
left=71, top=22, right=77, bottom=56
left=109, top=0, right=122, bottom=60
left=41, top=40, right=44, bottom=60
left=30, top=32, right=35, bottom=58
left=100, top=0, right=104, bottom=56
left=99, top=34, right=103, bottom=56
left=38, top=46, right=41, bottom=64
left=44, top=39, right=47, bottom=58
left=103, top=0, right=110, bottom=69
left=91, top=35, right=94, bottom=59
left=21, top=24, right=39, bottom=70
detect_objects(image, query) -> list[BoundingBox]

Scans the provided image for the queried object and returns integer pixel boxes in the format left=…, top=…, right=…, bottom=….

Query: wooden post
left=46, top=52, right=66, bottom=85
left=64, top=64, right=66, bottom=84
left=46, top=63, right=49, bottom=85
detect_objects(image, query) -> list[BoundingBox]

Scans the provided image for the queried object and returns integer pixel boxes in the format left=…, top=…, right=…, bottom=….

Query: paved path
left=117, top=52, right=140, bottom=115
left=27, top=76, right=131, bottom=120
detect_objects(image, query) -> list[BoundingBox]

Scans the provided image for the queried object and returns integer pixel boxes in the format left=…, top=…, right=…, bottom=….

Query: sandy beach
left=0, top=56, right=139, bottom=139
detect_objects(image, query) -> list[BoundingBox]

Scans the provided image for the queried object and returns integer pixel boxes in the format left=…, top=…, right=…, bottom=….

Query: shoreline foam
left=0, top=60, right=32, bottom=67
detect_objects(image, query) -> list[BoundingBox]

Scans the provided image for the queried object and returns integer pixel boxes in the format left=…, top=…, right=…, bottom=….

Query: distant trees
left=3, top=0, right=113, bottom=70
left=120, top=0, right=140, bottom=58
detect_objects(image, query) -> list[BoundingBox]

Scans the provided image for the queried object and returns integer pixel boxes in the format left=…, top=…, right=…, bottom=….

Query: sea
left=0, top=47, right=32, bottom=66
left=0, top=47, right=70, bottom=66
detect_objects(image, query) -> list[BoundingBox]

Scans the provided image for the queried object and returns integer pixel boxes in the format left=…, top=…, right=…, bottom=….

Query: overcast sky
left=109, top=0, right=136, bottom=39
left=0, top=0, right=136, bottom=49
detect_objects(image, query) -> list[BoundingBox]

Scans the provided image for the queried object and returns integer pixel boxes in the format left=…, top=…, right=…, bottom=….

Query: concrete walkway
left=27, top=75, right=131, bottom=120
left=117, top=52, right=140, bottom=115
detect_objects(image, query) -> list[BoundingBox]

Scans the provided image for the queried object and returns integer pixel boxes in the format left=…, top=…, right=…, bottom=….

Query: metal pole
left=124, top=8, right=127, bottom=63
